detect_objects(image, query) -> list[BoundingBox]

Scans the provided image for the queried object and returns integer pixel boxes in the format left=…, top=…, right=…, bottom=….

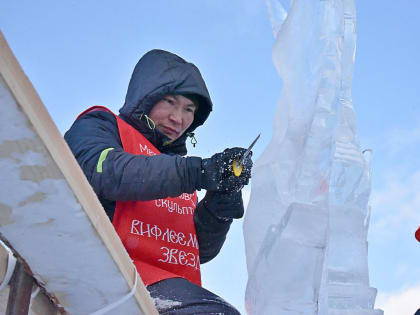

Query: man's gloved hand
left=200, top=147, right=253, bottom=192
left=200, top=190, right=245, bottom=220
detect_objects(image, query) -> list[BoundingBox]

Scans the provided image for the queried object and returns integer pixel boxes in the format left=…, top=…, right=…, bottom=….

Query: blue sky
left=1, top=1, right=419, bottom=314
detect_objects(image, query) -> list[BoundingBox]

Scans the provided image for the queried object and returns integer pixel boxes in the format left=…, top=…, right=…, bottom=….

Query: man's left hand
left=201, top=190, right=244, bottom=220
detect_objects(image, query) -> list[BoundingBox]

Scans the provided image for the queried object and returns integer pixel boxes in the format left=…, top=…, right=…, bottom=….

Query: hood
left=119, top=49, right=213, bottom=134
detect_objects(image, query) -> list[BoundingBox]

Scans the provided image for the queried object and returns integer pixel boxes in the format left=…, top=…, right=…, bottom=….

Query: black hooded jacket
left=64, top=50, right=231, bottom=263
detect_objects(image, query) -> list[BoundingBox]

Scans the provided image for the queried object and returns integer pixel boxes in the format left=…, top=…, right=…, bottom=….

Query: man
left=65, top=49, right=252, bottom=314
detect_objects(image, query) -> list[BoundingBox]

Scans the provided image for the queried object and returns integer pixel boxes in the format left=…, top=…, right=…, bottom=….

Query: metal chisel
left=232, top=134, right=260, bottom=177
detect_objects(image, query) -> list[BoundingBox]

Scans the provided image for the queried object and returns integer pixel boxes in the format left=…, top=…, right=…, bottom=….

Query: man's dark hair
left=181, top=93, right=200, bottom=110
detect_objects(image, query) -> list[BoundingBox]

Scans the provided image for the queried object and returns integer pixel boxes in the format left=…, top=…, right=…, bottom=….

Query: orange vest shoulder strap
left=76, top=106, right=115, bottom=120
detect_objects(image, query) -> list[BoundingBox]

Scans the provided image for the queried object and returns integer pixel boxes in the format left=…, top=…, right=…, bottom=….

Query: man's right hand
left=200, top=147, right=253, bottom=192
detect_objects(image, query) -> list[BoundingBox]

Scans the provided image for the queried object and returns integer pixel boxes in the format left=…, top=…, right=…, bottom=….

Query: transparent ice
left=243, top=1, right=383, bottom=314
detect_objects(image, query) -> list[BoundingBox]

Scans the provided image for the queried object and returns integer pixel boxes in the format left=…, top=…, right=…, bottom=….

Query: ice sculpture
left=243, top=1, right=383, bottom=314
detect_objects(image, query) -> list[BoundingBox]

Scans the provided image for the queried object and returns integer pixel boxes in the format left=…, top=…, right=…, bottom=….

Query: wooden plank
left=0, top=29, right=158, bottom=314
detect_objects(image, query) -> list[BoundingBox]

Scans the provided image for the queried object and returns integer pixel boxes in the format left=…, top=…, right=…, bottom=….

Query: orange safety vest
left=77, top=106, right=201, bottom=286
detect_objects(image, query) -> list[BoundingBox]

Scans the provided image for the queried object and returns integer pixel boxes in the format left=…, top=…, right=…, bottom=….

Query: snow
left=152, top=297, right=182, bottom=310
left=243, top=1, right=382, bottom=314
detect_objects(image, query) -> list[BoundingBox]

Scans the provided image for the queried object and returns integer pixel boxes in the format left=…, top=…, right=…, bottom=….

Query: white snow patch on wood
left=0, top=74, right=144, bottom=314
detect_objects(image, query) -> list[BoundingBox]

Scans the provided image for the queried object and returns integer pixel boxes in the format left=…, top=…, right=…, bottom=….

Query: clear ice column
left=244, top=0, right=345, bottom=313
left=243, top=0, right=382, bottom=314
left=325, top=1, right=382, bottom=314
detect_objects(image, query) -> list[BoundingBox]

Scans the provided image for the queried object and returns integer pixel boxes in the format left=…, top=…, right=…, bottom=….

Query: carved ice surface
left=243, top=1, right=383, bottom=314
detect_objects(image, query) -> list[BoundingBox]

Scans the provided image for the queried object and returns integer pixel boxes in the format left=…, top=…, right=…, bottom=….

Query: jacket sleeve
left=194, top=199, right=232, bottom=264
left=64, top=111, right=203, bottom=201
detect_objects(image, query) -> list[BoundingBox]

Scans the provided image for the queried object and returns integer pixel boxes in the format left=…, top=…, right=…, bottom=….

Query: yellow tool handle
left=231, top=134, right=260, bottom=177
left=232, top=160, right=243, bottom=177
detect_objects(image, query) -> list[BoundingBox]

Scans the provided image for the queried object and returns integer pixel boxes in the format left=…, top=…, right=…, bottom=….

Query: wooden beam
left=0, top=244, right=61, bottom=315
left=6, top=261, right=33, bottom=315
left=0, top=243, right=7, bottom=285
left=0, top=30, right=157, bottom=314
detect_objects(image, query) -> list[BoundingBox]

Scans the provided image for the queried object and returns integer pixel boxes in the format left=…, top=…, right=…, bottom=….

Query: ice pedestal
left=326, top=157, right=382, bottom=314
left=328, top=284, right=378, bottom=309
left=243, top=0, right=382, bottom=314
left=246, top=203, right=328, bottom=315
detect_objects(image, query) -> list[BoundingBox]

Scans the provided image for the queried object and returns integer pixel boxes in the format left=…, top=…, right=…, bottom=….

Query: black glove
left=200, top=147, right=253, bottom=192
left=200, top=190, right=245, bottom=220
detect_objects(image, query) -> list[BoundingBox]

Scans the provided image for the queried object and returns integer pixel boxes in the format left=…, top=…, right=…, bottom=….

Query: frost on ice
left=243, top=0, right=383, bottom=314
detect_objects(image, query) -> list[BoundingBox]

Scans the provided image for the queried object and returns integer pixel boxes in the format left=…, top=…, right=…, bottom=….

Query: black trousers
left=147, top=278, right=241, bottom=315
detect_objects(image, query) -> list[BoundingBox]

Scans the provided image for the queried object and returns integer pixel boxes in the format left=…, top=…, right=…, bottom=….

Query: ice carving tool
left=232, top=134, right=260, bottom=177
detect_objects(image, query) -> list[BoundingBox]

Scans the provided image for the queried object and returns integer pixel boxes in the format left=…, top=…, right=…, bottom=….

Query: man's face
left=149, top=95, right=197, bottom=141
